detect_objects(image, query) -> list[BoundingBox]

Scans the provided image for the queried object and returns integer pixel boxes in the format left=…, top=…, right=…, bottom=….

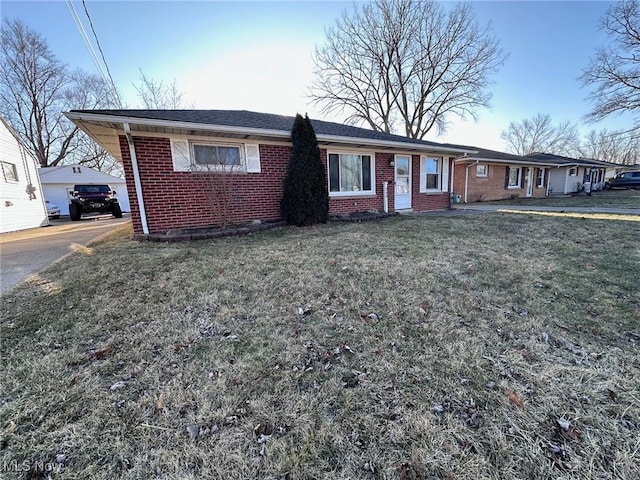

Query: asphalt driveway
left=0, top=215, right=130, bottom=294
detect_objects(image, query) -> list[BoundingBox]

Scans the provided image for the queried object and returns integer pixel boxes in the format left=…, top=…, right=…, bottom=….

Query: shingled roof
left=525, top=152, right=612, bottom=167
left=68, top=109, right=474, bottom=153
left=456, top=147, right=566, bottom=166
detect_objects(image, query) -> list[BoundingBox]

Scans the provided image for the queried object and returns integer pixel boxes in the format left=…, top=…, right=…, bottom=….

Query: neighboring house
left=0, top=117, right=48, bottom=233
left=453, top=148, right=563, bottom=203
left=38, top=164, right=131, bottom=216
left=64, top=109, right=476, bottom=237
left=525, top=153, right=610, bottom=194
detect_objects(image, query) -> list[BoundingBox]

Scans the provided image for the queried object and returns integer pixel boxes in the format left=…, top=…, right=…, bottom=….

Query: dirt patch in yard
left=1, top=215, right=638, bottom=479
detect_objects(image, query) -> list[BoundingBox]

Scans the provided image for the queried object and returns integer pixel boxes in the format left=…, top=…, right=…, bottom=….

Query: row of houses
left=1, top=110, right=634, bottom=235
left=454, top=148, right=616, bottom=203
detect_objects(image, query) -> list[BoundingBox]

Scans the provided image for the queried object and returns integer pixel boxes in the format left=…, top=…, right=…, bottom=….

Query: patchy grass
left=492, top=189, right=640, bottom=208
left=1, top=214, right=639, bottom=479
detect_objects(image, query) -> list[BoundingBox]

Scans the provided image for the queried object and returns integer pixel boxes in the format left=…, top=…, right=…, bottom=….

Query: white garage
left=38, top=165, right=131, bottom=216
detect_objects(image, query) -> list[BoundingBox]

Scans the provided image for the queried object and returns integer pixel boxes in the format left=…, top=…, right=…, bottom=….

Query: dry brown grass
left=1, top=213, right=639, bottom=479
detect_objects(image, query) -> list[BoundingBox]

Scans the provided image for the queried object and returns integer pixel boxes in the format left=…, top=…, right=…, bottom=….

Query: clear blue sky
left=1, top=0, right=633, bottom=151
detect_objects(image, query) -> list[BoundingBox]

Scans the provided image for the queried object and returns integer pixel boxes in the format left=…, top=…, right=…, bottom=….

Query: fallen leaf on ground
left=557, top=418, right=581, bottom=441
left=89, top=346, right=112, bottom=360
left=505, top=388, right=524, bottom=408
left=4, top=421, right=16, bottom=434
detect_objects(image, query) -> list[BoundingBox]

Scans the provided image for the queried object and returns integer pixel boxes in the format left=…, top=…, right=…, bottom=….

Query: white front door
left=394, top=155, right=411, bottom=210
left=525, top=168, right=533, bottom=197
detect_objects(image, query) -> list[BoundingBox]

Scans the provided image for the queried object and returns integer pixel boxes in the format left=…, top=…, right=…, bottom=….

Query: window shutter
left=504, top=167, right=510, bottom=189
left=245, top=144, right=261, bottom=173
left=520, top=168, right=525, bottom=188
left=441, top=158, right=449, bottom=191
left=170, top=138, right=191, bottom=172
left=419, top=157, right=426, bottom=192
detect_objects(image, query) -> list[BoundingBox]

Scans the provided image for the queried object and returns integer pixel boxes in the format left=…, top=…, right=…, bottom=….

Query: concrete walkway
left=451, top=204, right=639, bottom=216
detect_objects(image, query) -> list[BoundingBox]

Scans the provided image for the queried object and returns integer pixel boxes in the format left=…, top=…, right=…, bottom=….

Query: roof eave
left=64, top=111, right=477, bottom=155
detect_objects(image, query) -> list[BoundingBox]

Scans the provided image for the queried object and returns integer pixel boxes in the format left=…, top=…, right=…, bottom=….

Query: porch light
left=389, top=159, right=395, bottom=167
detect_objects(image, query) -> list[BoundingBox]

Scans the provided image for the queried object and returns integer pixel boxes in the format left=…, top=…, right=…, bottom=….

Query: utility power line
left=65, top=0, right=121, bottom=107
left=81, top=0, right=121, bottom=107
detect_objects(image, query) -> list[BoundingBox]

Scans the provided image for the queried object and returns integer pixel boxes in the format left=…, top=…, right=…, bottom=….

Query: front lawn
left=491, top=188, right=640, bottom=208
left=1, top=214, right=639, bottom=479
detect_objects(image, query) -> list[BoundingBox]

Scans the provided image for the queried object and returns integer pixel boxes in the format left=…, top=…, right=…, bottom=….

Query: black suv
left=69, top=184, right=123, bottom=221
left=606, top=171, right=640, bottom=189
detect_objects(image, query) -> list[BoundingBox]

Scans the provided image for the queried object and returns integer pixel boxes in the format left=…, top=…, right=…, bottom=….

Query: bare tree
left=134, top=70, right=188, bottom=109
left=581, top=0, right=640, bottom=129
left=0, top=19, right=117, bottom=168
left=579, top=129, right=639, bottom=165
left=310, top=0, right=506, bottom=139
left=501, top=113, right=581, bottom=156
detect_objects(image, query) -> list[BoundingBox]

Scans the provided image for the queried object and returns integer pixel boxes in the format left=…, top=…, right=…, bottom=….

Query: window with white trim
left=507, top=166, right=521, bottom=188
left=536, top=168, right=545, bottom=188
left=421, top=157, right=442, bottom=191
left=191, top=142, right=242, bottom=169
left=569, top=167, right=577, bottom=176
left=328, top=153, right=374, bottom=195
left=476, top=164, right=488, bottom=177
left=1, top=161, right=18, bottom=182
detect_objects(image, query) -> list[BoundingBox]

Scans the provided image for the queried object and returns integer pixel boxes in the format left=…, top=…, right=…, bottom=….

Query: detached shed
left=38, top=165, right=131, bottom=216
left=0, top=117, right=48, bottom=233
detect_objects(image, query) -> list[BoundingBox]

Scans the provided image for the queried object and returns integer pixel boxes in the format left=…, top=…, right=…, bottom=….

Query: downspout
left=464, top=160, right=478, bottom=204
left=123, top=123, right=149, bottom=235
left=449, top=157, right=455, bottom=208
left=383, top=181, right=389, bottom=213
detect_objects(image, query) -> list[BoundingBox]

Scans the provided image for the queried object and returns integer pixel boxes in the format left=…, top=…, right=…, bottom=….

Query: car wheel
left=69, top=203, right=81, bottom=221
left=112, top=203, right=122, bottom=218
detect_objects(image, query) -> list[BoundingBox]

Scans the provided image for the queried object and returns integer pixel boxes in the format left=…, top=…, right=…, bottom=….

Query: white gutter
left=64, top=111, right=477, bottom=155
left=123, top=123, right=149, bottom=235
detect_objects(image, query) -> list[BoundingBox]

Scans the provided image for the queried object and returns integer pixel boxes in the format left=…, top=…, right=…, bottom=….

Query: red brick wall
left=119, top=136, right=418, bottom=235
left=325, top=151, right=396, bottom=215
left=120, top=136, right=291, bottom=235
left=454, top=162, right=548, bottom=203
left=411, top=155, right=451, bottom=211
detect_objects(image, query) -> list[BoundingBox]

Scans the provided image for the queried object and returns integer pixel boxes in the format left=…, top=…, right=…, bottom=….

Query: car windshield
left=76, top=185, right=110, bottom=193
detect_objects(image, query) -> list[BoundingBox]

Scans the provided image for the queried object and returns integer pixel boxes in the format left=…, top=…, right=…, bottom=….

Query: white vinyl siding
left=0, top=120, right=48, bottom=233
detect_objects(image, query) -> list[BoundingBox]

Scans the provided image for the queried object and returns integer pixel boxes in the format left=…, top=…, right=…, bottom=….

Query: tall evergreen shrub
left=281, top=114, right=329, bottom=226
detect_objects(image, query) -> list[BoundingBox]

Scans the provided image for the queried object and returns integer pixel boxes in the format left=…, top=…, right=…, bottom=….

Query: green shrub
left=280, top=114, right=329, bottom=226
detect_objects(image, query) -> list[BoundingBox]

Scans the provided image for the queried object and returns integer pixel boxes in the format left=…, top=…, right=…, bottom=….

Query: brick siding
left=454, top=162, right=548, bottom=203
left=120, top=135, right=451, bottom=235
left=411, top=155, right=451, bottom=211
